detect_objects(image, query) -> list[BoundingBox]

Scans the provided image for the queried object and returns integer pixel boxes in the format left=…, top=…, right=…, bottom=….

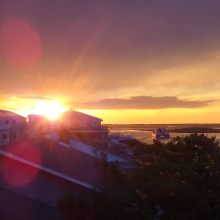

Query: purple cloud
left=17, top=95, right=56, bottom=100
left=67, top=96, right=213, bottom=110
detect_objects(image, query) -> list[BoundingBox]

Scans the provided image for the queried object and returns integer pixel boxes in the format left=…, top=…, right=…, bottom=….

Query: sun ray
left=34, top=101, right=66, bottom=119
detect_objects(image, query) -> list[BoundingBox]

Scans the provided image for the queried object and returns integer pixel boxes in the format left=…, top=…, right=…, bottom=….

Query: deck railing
left=101, top=126, right=108, bottom=130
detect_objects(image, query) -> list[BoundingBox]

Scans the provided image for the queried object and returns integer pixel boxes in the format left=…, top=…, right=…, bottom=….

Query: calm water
left=110, top=129, right=220, bottom=144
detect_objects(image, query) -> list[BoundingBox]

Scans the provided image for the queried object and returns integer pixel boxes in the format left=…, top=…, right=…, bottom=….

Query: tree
left=57, top=133, right=220, bottom=220
left=132, top=133, right=220, bottom=220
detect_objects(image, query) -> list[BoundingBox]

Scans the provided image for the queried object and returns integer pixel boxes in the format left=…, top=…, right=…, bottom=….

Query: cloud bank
left=67, top=96, right=213, bottom=110
left=17, top=95, right=56, bottom=100
left=0, top=0, right=220, bottom=103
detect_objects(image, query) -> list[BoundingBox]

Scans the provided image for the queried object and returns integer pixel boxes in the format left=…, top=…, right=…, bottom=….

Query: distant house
left=27, top=114, right=48, bottom=139
left=27, top=109, right=109, bottom=146
left=59, top=110, right=109, bottom=146
left=0, top=110, right=27, bottom=145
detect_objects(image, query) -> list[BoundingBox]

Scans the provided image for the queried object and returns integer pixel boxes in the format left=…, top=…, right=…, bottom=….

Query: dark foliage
left=58, top=133, right=220, bottom=220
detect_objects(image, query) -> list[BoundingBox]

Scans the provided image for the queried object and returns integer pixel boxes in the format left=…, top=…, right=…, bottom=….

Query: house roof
left=0, top=154, right=84, bottom=207
left=27, top=114, right=45, bottom=118
left=59, top=110, right=103, bottom=121
left=0, top=186, right=63, bottom=220
left=0, top=110, right=26, bottom=119
left=0, top=138, right=100, bottom=188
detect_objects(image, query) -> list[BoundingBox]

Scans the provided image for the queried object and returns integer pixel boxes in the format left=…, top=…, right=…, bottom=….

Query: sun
left=34, top=101, right=66, bottom=119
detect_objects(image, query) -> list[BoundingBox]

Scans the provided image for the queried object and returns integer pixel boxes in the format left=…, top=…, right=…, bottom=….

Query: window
left=0, top=120, right=1, bottom=127
left=14, top=133, right=17, bottom=140
left=5, top=120, right=9, bottom=125
left=73, top=121, right=80, bottom=128
left=93, top=121, right=97, bottom=127
left=81, top=120, right=86, bottom=127
left=2, top=134, right=8, bottom=139
left=12, top=120, right=17, bottom=125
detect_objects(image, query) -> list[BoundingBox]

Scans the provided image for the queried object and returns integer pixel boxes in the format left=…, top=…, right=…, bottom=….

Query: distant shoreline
left=108, top=126, right=220, bottom=133
left=168, top=128, right=220, bottom=133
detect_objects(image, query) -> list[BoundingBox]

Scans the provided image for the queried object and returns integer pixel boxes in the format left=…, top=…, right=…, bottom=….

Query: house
left=0, top=110, right=27, bottom=146
left=27, top=114, right=48, bottom=139
left=59, top=110, right=109, bottom=146
left=0, top=110, right=133, bottom=219
left=27, top=109, right=109, bottom=146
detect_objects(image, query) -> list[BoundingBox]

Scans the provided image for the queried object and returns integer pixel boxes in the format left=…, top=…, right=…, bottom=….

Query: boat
left=152, top=128, right=170, bottom=139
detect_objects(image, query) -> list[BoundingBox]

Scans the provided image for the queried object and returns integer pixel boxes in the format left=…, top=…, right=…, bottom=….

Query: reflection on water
left=110, top=129, right=220, bottom=144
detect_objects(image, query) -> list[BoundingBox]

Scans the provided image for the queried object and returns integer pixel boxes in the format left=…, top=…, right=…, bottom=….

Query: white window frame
left=2, top=133, right=8, bottom=140
left=5, top=120, right=9, bottom=126
left=81, top=120, right=86, bottom=127
left=12, top=119, right=17, bottom=126
left=0, top=120, right=2, bottom=127
left=93, top=121, right=97, bottom=127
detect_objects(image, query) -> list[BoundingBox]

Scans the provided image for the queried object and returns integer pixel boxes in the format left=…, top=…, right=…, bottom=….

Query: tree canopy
left=57, top=133, right=220, bottom=220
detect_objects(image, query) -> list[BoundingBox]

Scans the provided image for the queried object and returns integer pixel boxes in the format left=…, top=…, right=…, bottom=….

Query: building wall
left=0, top=116, right=27, bottom=146
left=61, top=118, right=102, bottom=129
left=27, top=115, right=51, bottom=139
left=27, top=113, right=108, bottom=144
left=71, top=132, right=108, bottom=146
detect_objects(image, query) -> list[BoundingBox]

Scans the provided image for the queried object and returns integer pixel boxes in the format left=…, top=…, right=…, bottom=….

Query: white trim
left=12, top=119, right=17, bottom=126
left=2, top=133, right=8, bottom=140
left=0, top=149, right=93, bottom=189
left=93, top=121, right=97, bottom=127
left=59, top=141, right=69, bottom=148
left=69, top=138, right=128, bottom=162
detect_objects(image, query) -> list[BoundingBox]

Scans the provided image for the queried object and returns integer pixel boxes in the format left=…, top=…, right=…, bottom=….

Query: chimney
left=59, top=128, right=69, bottom=144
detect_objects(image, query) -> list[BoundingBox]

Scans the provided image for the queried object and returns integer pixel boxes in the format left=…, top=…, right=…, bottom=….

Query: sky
left=0, top=0, right=220, bottom=123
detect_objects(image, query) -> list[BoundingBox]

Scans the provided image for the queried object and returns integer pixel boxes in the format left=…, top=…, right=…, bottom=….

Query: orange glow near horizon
left=80, top=108, right=220, bottom=124
left=34, top=101, right=66, bottom=119
left=8, top=100, right=220, bottom=124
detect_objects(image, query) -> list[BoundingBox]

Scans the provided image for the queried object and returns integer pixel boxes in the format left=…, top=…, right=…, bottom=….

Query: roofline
left=60, top=110, right=103, bottom=121
left=0, top=110, right=27, bottom=119
left=80, top=111, right=103, bottom=121
left=27, top=114, right=45, bottom=117
left=0, top=149, right=94, bottom=189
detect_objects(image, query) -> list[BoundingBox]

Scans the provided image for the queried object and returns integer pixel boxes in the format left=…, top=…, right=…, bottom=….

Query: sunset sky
left=0, top=0, right=220, bottom=123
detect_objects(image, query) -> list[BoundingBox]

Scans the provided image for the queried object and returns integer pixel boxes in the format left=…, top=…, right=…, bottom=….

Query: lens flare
left=0, top=18, right=41, bottom=69
left=2, top=145, right=41, bottom=187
